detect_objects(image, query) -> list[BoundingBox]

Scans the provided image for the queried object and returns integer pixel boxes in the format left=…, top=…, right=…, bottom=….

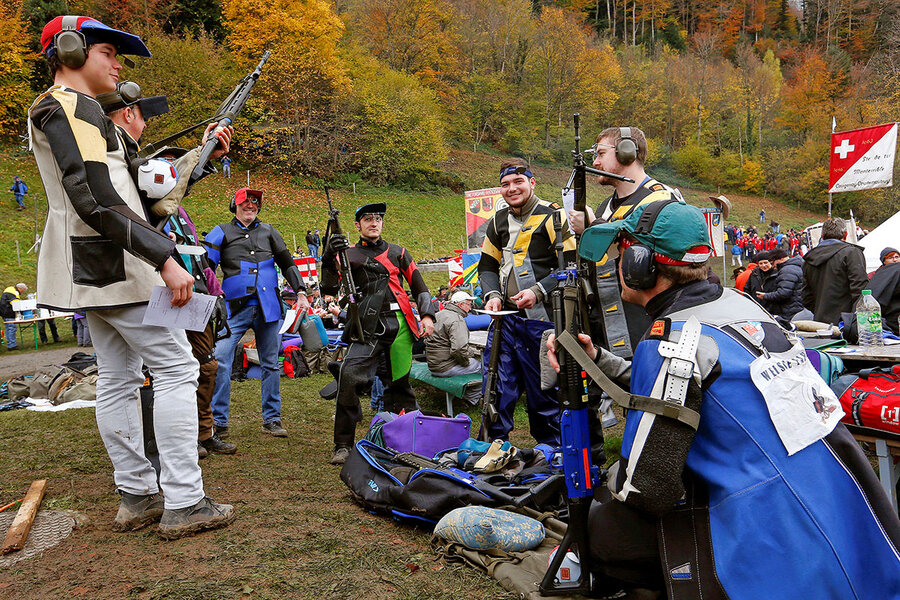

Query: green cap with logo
left=579, top=199, right=712, bottom=265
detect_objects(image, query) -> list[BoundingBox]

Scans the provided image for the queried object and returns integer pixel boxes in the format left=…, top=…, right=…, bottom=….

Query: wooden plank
left=1, top=479, right=47, bottom=554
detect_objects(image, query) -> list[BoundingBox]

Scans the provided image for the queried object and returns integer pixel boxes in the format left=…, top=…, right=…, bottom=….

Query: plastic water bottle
left=855, top=290, right=884, bottom=347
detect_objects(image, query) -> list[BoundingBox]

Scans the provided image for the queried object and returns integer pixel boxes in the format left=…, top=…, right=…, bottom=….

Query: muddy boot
left=112, top=491, right=165, bottom=532
left=157, top=497, right=236, bottom=540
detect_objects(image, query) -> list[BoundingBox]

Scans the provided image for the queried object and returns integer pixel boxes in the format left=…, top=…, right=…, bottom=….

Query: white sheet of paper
left=561, top=188, right=576, bottom=233
left=473, top=309, right=519, bottom=316
left=142, top=286, right=216, bottom=332
left=175, top=244, right=205, bottom=256
left=749, top=342, right=843, bottom=455
left=280, top=309, right=298, bottom=335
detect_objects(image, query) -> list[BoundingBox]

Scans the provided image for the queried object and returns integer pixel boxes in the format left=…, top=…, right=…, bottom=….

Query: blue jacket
left=204, top=218, right=305, bottom=323
left=616, top=283, right=900, bottom=599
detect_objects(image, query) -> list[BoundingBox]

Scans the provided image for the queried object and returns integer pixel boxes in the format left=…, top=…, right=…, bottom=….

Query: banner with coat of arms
left=700, top=209, right=724, bottom=257
left=465, top=187, right=505, bottom=250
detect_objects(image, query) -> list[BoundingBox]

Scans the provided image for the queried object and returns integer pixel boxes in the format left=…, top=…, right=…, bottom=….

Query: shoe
left=262, top=420, right=288, bottom=437
left=198, top=443, right=209, bottom=459
left=331, top=446, right=350, bottom=465
left=201, top=433, right=237, bottom=455
left=6, top=346, right=18, bottom=351
left=215, top=425, right=229, bottom=439
left=157, top=496, right=236, bottom=540
left=112, top=491, right=165, bottom=532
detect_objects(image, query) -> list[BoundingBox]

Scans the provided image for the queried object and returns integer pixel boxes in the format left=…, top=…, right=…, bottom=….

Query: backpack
left=805, top=348, right=845, bottom=385
left=282, top=346, right=310, bottom=378
left=831, top=365, right=900, bottom=434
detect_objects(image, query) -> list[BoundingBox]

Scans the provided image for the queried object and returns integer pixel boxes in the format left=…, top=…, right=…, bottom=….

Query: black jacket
left=801, top=239, right=868, bottom=325
left=761, top=255, right=804, bottom=320
left=744, top=266, right=776, bottom=309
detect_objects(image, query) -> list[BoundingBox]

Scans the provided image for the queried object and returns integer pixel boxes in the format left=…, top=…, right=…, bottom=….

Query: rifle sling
left=555, top=330, right=700, bottom=431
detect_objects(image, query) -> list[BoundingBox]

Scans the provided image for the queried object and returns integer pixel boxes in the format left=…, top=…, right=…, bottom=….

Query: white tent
left=858, top=210, right=900, bottom=273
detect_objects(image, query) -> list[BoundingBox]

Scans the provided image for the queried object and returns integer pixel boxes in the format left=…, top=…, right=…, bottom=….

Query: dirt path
left=0, top=345, right=92, bottom=379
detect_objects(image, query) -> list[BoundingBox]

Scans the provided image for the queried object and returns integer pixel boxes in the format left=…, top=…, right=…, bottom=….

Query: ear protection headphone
left=55, top=16, right=88, bottom=69
left=96, top=81, right=142, bottom=110
left=229, top=189, right=263, bottom=213
left=615, top=127, right=638, bottom=166
left=620, top=199, right=679, bottom=290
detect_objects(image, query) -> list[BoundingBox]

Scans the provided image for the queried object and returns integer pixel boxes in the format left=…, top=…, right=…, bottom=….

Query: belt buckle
left=667, top=357, right=694, bottom=380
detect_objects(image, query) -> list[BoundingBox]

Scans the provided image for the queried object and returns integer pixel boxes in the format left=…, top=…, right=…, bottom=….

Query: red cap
left=41, top=16, right=151, bottom=57
left=234, top=188, right=263, bottom=207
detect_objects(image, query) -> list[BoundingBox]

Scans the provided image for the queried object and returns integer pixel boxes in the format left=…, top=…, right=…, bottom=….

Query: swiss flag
left=829, top=123, right=898, bottom=193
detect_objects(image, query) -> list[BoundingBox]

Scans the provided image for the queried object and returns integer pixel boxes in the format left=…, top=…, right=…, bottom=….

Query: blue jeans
left=212, top=304, right=282, bottom=427
left=14, top=194, right=24, bottom=208
left=307, top=244, right=318, bottom=260
left=4, top=318, right=17, bottom=349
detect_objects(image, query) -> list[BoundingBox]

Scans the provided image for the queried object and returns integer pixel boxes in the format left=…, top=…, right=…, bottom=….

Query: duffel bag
left=340, top=440, right=494, bottom=524
left=831, top=365, right=900, bottom=434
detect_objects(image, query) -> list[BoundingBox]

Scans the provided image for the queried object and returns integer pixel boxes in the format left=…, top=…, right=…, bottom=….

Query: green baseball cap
left=579, top=199, right=712, bottom=264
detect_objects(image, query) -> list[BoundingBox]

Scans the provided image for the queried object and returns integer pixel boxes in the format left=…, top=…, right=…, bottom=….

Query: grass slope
left=1, top=145, right=825, bottom=292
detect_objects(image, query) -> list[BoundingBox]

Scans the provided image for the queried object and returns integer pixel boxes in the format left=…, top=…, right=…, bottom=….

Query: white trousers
left=87, top=305, right=203, bottom=509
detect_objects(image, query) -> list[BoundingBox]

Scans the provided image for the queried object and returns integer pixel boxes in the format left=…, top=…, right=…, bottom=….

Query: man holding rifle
left=29, top=15, right=234, bottom=538
left=321, top=202, right=435, bottom=465
left=478, top=158, right=576, bottom=445
left=548, top=199, right=900, bottom=599
left=569, top=126, right=682, bottom=357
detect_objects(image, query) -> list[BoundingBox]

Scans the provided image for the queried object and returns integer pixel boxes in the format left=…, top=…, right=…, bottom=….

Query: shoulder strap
left=556, top=330, right=700, bottom=430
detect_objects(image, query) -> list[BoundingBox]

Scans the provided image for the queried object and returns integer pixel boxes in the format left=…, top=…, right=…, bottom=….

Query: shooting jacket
left=320, top=237, right=434, bottom=341
left=606, top=280, right=900, bottom=599
left=425, top=303, right=478, bottom=373
left=28, top=86, right=173, bottom=311
left=479, top=196, right=575, bottom=321
left=204, top=218, right=305, bottom=323
left=590, top=176, right=681, bottom=357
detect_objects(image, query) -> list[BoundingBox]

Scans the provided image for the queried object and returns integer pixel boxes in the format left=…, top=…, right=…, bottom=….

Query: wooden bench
left=845, top=423, right=900, bottom=514
left=408, top=361, right=482, bottom=416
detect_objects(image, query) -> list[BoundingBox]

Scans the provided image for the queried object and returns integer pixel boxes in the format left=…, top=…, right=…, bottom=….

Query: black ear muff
left=615, top=126, right=638, bottom=166
left=229, top=197, right=237, bottom=213
left=55, top=16, right=88, bottom=69
left=621, top=243, right=658, bottom=290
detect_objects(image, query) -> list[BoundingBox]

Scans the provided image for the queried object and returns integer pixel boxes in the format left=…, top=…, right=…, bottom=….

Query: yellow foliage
left=0, top=1, right=35, bottom=140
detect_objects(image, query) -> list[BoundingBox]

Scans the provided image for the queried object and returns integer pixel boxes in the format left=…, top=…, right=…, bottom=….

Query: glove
left=212, top=296, right=228, bottom=325
left=324, top=234, right=350, bottom=256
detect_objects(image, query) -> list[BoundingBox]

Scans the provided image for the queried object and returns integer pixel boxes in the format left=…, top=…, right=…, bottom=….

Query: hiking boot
left=330, top=446, right=350, bottom=465
left=201, top=433, right=237, bottom=455
left=157, top=497, right=236, bottom=540
left=198, top=443, right=209, bottom=459
left=262, top=420, right=288, bottom=437
left=215, top=425, right=229, bottom=439
left=112, top=491, right=165, bottom=532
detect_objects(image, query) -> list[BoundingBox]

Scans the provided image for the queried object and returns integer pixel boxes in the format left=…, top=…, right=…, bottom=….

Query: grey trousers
left=87, top=305, right=203, bottom=509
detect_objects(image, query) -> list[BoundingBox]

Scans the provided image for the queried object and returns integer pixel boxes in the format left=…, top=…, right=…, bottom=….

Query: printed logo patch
left=741, top=321, right=766, bottom=343
left=649, top=320, right=667, bottom=338
left=367, top=479, right=380, bottom=492
left=670, top=563, right=692, bottom=581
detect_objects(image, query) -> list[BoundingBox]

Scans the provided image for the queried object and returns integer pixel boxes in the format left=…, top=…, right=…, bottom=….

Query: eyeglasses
left=242, top=197, right=260, bottom=206
left=359, top=214, right=383, bottom=223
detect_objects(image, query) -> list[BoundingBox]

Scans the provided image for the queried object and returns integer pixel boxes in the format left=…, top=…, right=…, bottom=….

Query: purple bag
left=381, top=410, right=471, bottom=459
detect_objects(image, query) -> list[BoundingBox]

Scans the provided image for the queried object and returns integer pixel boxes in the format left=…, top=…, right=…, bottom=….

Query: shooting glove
left=325, top=234, right=350, bottom=255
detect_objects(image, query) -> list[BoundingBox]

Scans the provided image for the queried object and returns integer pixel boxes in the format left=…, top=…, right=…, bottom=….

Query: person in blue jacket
left=205, top=188, right=309, bottom=439
left=9, top=176, right=27, bottom=210
left=550, top=199, right=900, bottom=599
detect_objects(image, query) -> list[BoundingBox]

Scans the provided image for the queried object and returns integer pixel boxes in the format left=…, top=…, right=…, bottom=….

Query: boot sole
left=157, top=509, right=236, bottom=540
left=204, top=445, right=238, bottom=455
left=112, top=508, right=164, bottom=532
left=261, top=427, right=288, bottom=438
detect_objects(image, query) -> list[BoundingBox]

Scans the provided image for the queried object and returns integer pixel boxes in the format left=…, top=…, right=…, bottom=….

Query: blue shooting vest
left=205, top=219, right=282, bottom=323
left=625, top=290, right=900, bottom=598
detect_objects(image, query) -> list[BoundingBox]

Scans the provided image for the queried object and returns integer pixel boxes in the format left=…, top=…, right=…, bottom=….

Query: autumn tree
left=222, top=0, right=349, bottom=173
left=0, top=1, right=34, bottom=141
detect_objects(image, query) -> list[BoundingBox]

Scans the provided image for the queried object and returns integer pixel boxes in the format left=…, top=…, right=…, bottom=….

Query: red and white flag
left=700, top=209, right=724, bottom=257
left=829, top=123, right=897, bottom=193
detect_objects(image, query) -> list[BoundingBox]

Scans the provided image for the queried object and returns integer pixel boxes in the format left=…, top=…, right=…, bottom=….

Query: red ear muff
left=621, top=243, right=658, bottom=290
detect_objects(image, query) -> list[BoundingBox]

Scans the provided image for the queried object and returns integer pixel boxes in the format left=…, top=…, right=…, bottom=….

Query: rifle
left=323, top=186, right=365, bottom=343
left=138, top=51, right=271, bottom=176
left=477, top=315, right=503, bottom=441
left=540, top=114, right=633, bottom=596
